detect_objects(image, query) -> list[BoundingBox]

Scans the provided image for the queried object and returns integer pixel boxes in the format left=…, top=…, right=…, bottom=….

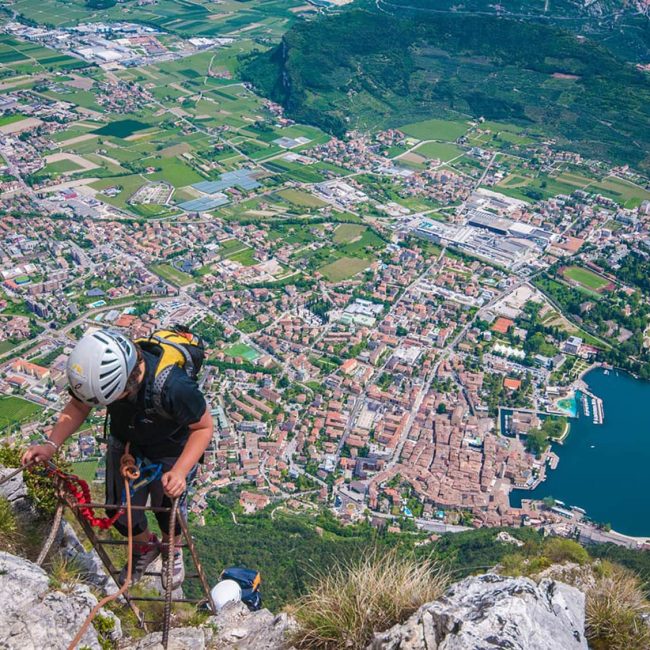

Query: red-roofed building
left=503, top=377, right=522, bottom=391
left=492, top=317, right=515, bottom=335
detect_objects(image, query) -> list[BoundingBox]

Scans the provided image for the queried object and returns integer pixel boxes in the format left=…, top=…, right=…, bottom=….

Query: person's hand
left=21, top=444, right=56, bottom=466
left=161, top=469, right=186, bottom=498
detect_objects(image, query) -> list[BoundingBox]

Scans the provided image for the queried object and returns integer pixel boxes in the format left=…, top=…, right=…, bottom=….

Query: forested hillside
left=241, top=7, right=650, bottom=170
left=377, top=0, right=650, bottom=63
left=187, top=499, right=650, bottom=612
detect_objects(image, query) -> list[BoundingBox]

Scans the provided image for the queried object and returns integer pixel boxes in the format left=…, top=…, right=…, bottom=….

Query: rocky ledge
left=0, top=550, right=588, bottom=650
left=370, top=573, right=587, bottom=650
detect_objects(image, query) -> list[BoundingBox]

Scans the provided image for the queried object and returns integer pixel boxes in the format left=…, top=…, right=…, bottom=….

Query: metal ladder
left=50, top=474, right=216, bottom=648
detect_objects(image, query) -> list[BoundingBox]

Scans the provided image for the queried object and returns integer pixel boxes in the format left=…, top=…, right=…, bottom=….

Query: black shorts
left=105, top=437, right=196, bottom=537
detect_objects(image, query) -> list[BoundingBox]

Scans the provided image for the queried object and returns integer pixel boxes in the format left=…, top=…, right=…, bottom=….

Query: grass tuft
left=585, top=562, right=650, bottom=650
left=290, top=549, right=448, bottom=649
left=0, top=497, right=18, bottom=552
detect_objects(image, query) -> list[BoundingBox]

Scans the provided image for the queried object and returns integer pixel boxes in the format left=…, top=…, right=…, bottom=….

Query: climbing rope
left=36, top=502, right=64, bottom=567
left=162, top=497, right=179, bottom=649
left=67, top=444, right=140, bottom=650
left=0, top=459, right=38, bottom=487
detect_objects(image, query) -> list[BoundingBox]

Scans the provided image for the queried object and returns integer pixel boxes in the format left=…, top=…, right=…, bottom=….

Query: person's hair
left=124, top=345, right=143, bottom=394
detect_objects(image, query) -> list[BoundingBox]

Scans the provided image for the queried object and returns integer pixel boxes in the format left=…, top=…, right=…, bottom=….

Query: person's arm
left=161, top=408, right=213, bottom=498
left=21, top=398, right=92, bottom=465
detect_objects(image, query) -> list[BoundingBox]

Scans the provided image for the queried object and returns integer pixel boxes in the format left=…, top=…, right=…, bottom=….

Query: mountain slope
left=241, top=8, right=650, bottom=170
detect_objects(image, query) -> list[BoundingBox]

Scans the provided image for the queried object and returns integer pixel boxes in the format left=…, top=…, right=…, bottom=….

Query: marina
left=511, top=368, right=650, bottom=536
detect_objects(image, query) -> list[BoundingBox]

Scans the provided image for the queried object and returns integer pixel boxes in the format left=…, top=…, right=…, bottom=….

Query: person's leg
left=150, top=463, right=198, bottom=589
left=106, top=440, right=160, bottom=585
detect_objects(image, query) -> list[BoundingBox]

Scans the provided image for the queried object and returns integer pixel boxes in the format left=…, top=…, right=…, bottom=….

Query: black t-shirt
left=107, top=349, right=207, bottom=459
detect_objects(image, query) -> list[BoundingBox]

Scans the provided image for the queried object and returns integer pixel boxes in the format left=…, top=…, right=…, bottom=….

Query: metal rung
left=96, top=538, right=188, bottom=547
left=68, top=502, right=176, bottom=513
left=106, top=568, right=200, bottom=579
left=127, top=596, right=206, bottom=604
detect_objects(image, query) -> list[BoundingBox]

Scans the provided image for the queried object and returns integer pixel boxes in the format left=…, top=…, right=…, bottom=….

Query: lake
left=510, top=368, right=650, bottom=536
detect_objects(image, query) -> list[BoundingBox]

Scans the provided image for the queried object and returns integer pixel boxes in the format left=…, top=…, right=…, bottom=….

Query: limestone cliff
left=0, top=550, right=589, bottom=650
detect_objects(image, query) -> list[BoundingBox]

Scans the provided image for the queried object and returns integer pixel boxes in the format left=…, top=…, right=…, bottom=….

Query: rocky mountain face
left=0, top=550, right=588, bottom=650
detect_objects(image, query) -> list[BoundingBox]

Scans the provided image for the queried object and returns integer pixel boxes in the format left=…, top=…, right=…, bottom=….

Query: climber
left=22, top=328, right=214, bottom=590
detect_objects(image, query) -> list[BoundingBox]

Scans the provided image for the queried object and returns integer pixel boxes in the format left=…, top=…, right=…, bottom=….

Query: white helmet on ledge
left=67, top=329, right=138, bottom=406
left=211, top=579, right=242, bottom=611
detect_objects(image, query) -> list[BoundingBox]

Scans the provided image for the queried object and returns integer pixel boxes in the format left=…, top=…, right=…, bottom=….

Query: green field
left=72, top=459, right=99, bottom=483
left=333, top=224, right=365, bottom=244
left=319, top=257, right=370, bottom=282
left=0, top=397, right=43, bottom=429
left=0, top=113, right=27, bottom=127
left=276, top=189, right=326, bottom=208
left=149, top=157, right=203, bottom=188
left=412, top=141, right=464, bottom=161
left=226, top=247, right=257, bottom=266
left=224, top=343, right=259, bottom=362
left=38, top=159, right=83, bottom=176
left=150, top=263, right=194, bottom=286
left=400, top=119, right=469, bottom=142
left=220, top=240, right=257, bottom=266
left=590, top=176, right=650, bottom=209
left=562, top=266, right=610, bottom=292
left=94, top=119, right=151, bottom=138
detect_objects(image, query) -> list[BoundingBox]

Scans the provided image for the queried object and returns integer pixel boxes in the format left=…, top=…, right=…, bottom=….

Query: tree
left=436, top=403, right=447, bottom=414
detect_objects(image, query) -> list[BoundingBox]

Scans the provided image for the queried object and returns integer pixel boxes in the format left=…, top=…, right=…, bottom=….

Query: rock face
left=0, top=466, right=31, bottom=514
left=0, top=551, right=103, bottom=650
left=370, top=573, right=587, bottom=650
left=122, top=602, right=295, bottom=650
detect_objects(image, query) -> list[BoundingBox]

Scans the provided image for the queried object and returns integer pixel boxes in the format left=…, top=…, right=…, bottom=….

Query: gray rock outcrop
left=0, top=551, right=102, bottom=650
left=369, top=573, right=587, bottom=650
left=122, top=602, right=295, bottom=650
left=0, top=466, right=31, bottom=514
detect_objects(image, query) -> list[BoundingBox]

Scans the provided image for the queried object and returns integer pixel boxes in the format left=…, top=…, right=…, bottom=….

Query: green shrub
left=0, top=444, right=67, bottom=513
left=586, top=563, right=650, bottom=650
left=291, top=549, right=448, bottom=649
left=543, top=538, right=590, bottom=565
left=0, top=497, right=18, bottom=552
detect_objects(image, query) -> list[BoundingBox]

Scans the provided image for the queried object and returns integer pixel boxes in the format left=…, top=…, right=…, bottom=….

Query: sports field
left=224, top=343, right=259, bottom=362
left=0, top=397, right=42, bottom=429
left=562, top=266, right=610, bottom=292
left=413, top=141, right=464, bottom=161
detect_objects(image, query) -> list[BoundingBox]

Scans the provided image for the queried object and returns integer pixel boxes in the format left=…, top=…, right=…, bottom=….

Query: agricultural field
left=333, top=224, right=366, bottom=244
left=11, top=0, right=306, bottom=39
left=589, top=176, right=650, bottom=209
left=561, top=266, right=611, bottom=293
left=150, top=263, right=194, bottom=287
left=319, top=257, right=370, bottom=282
left=0, top=397, right=43, bottom=430
left=276, top=189, right=326, bottom=208
left=0, top=113, right=27, bottom=127
left=399, top=119, right=469, bottom=142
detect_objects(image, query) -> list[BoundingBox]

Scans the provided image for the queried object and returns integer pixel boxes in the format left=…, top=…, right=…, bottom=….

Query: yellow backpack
left=136, top=325, right=205, bottom=419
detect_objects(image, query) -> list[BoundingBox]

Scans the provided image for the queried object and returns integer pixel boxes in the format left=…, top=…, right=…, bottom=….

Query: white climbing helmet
left=66, top=329, right=138, bottom=406
left=211, top=580, right=242, bottom=611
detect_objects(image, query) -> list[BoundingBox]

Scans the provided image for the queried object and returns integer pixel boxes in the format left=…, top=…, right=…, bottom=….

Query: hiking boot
left=161, top=547, right=185, bottom=591
left=118, top=534, right=160, bottom=587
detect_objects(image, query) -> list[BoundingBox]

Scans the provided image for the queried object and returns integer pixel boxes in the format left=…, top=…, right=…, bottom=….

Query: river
left=510, top=368, right=650, bottom=536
